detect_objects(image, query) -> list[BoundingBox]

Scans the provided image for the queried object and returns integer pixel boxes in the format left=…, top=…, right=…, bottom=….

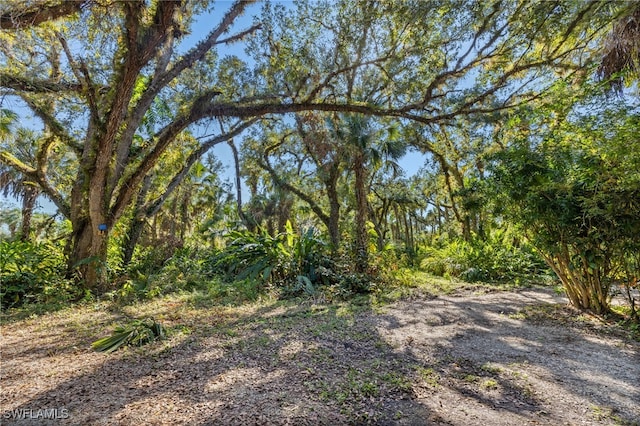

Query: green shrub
left=316, top=264, right=372, bottom=296
left=206, top=223, right=377, bottom=300
left=208, top=229, right=288, bottom=282
left=116, top=246, right=207, bottom=301
left=419, top=232, right=547, bottom=282
left=127, top=243, right=183, bottom=277
left=420, top=240, right=469, bottom=279
left=487, top=104, right=640, bottom=314
left=208, top=223, right=330, bottom=293
left=0, top=240, right=71, bottom=308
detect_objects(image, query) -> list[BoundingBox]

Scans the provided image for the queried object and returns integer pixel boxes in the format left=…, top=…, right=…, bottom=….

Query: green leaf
left=91, top=329, right=135, bottom=353
left=91, top=318, right=165, bottom=353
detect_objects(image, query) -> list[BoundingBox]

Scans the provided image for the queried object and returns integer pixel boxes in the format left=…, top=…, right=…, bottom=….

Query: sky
left=0, top=1, right=427, bottom=216
left=189, top=1, right=427, bottom=190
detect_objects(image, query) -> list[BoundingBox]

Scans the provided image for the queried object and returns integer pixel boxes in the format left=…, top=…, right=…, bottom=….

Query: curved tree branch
left=141, top=118, right=258, bottom=219
left=110, top=118, right=256, bottom=224
left=0, top=0, right=91, bottom=30
left=259, top=143, right=331, bottom=227
left=0, top=73, right=82, bottom=93
left=114, top=0, right=258, bottom=194
left=20, top=96, right=82, bottom=153
left=0, top=150, right=70, bottom=217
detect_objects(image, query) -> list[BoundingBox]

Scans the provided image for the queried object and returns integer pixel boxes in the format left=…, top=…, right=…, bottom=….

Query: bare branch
left=57, top=33, right=101, bottom=124
left=305, top=55, right=395, bottom=102
left=217, top=24, right=262, bottom=45
left=152, top=0, right=257, bottom=92
left=260, top=144, right=331, bottom=226
left=20, top=96, right=82, bottom=153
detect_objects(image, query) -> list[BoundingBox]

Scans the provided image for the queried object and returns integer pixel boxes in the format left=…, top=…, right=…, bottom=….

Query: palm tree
left=0, top=111, right=40, bottom=241
left=333, top=114, right=407, bottom=272
left=599, top=4, right=640, bottom=91
left=0, top=108, right=17, bottom=136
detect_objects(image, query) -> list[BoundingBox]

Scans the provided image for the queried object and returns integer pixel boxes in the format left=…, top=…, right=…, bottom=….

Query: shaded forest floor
left=1, top=284, right=639, bottom=425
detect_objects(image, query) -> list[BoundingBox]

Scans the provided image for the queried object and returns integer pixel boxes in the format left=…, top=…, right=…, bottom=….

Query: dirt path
left=376, top=289, right=639, bottom=425
left=1, top=287, right=639, bottom=425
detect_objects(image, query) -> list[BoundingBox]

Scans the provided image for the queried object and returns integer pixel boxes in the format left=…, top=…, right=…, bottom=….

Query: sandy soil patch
left=1, top=287, right=638, bottom=425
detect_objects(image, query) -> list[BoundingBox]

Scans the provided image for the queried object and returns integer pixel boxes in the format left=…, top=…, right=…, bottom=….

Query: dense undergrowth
left=419, top=230, right=547, bottom=283
left=0, top=239, right=76, bottom=310
left=1, top=226, right=637, bottom=333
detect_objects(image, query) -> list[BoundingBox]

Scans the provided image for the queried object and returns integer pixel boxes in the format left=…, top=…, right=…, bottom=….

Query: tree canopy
left=1, top=0, right=638, bottom=315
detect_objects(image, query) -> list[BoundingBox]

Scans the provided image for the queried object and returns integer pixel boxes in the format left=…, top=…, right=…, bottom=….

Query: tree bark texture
left=68, top=217, right=109, bottom=293
left=354, top=152, right=369, bottom=273
left=19, top=185, right=38, bottom=241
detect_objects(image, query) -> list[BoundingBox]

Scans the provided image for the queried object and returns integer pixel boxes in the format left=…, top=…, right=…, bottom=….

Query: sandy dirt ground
left=1, top=287, right=639, bottom=425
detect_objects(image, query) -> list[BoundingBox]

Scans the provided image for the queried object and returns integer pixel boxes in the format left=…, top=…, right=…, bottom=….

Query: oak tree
left=0, top=0, right=623, bottom=290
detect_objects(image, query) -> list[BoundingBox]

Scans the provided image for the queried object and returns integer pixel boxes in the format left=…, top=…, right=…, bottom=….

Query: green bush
left=420, top=239, right=469, bottom=279
left=0, top=240, right=72, bottom=308
left=116, top=246, right=207, bottom=301
left=207, top=223, right=375, bottom=300
left=316, top=263, right=372, bottom=295
left=127, top=242, right=183, bottom=277
left=208, top=228, right=294, bottom=283
left=486, top=101, right=640, bottom=314
left=208, top=223, right=329, bottom=292
left=419, top=233, right=547, bottom=282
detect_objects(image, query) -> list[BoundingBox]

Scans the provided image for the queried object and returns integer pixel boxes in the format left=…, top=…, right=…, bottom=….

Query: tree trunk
left=122, top=176, right=152, bottom=268
left=391, top=204, right=399, bottom=242
left=68, top=218, right=109, bottom=293
left=407, top=213, right=415, bottom=254
left=402, top=209, right=410, bottom=250
left=276, top=196, right=293, bottom=234
left=20, top=185, right=38, bottom=242
left=354, top=153, right=368, bottom=273
left=122, top=217, right=145, bottom=268
left=541, top=248, right=611, bottom=315
left=327, top=175, right=341, bottom=251
left=462, top=214, right=472, bottom=241
left=178, top=192, right=189, bottom=244
left=369, top=198, right=389, bottom=253
left=371, top=213, right=386, bottom=253
left=68, top=167, right=111, bottom=292
left=435, top=154, right=470, bottom=240
left=228, top=139, right=252, bottom=228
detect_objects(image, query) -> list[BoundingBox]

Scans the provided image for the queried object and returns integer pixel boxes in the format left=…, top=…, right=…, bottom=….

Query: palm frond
left=92, top=318, right=165, bottom=353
